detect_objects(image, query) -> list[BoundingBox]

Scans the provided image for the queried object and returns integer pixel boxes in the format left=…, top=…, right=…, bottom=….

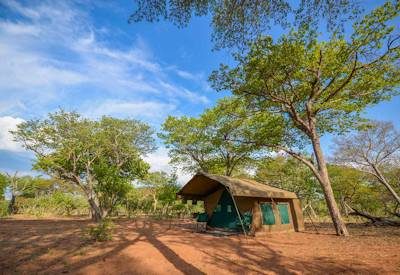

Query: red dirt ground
left=0, top=217, right=399, bottom=274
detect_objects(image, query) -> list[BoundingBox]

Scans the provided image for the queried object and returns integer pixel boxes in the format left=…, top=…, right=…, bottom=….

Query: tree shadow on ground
left=169, top=220, right=383, bottom=274
left=1, top=218, right=204, bottom=274
left=136, top=220, right=205, bottom=275
left=0, top=218, right=395, bottom=274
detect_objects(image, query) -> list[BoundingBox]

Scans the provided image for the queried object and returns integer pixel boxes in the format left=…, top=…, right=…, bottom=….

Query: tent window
left=215, top=204, right=221, bottom=212
left=227, top=205, right=232, bottom=213
left=278, top=203, right=290, bottom=224
left=260, top=203, right=275, bottom=225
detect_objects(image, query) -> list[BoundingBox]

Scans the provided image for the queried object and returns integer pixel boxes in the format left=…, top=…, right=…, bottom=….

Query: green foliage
left=329, top=165, right=384, bottom=214
left=160, top=98, right=283, bottom=175
left=86, top=219, right=114, bottom=242
left=16, top=192, right=88, bottom=217
left=123, top=188, right=142, bottom=217
left=94, top=161, right=135, bottom=216
left=120, top=171, right=203, bottom=218
left=0, top=200, right=8, bottom=217
left=0, top=174, right=7, bottom=200
left=255, top=156, right=321, bottom=204
left=130, top=0, right=359, bottom=49
left=8, top=175, right=60, bottom=198
left=140, top=171, right=182, bottom=214
left=156, top=179, right=179, bottom=205
left=12, top=110, right=156, bottom=220
left=210, top=2, right=399, bottom=143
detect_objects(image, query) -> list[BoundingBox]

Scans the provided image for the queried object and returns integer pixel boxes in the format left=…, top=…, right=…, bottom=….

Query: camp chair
left=195, top=212, right=208, bottom=232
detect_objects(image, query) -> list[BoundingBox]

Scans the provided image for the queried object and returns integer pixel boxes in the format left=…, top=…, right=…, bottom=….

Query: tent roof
left=177, top=172, right=298, bottom=200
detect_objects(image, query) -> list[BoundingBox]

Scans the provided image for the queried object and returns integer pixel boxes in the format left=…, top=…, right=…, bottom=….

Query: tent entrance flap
left=208, top=189, right=239, bottom=230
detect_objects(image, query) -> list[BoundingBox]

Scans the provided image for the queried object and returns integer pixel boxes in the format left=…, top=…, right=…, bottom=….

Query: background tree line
left=0, top=169, right=202, bottom=219
left=0, top=112, right=201, bottom=220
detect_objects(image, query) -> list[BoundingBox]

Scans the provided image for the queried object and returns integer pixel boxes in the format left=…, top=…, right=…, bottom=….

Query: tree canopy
left=130, top=0, right=360, bottom=49
left=160, top=97, right=283, bottom=175
left=12, top=110, right=156, bottom=221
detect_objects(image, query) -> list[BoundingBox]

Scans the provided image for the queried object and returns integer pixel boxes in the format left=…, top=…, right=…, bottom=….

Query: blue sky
left=0, top=0, right=398, bottom=182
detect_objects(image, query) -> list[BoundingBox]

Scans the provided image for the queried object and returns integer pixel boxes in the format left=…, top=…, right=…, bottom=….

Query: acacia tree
left=160, top=98, right=283, bottom=176
left=12, top=111, right=155, bottom=221
left=4, top=172, right=37, bottom=214
left=210, top=2, right=400, bottom=235
left=130, top=0, right=359, bottom=49
left=334, top=121, right=400, bottom=207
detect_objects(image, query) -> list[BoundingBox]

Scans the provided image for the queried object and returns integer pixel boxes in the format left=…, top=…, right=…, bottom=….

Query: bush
left=87, top=219, right=115, bottom=242
left=0, top=200, right=8, bottom=217
left=15, top=192, right=88, bottom=217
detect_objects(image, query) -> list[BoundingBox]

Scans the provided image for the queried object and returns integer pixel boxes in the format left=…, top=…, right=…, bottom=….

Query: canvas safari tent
left=177, top=172, right=304, bottom=235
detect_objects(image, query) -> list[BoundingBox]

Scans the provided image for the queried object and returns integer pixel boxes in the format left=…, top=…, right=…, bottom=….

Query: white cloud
left=144, top=147, right=193, bottom=185
left=176, top=69, right=199, bottom=81
left=0, top=116, right=25, bottom=152
left=145, top=147, right=172, bottom=173
left=0, top=0, right=210, bottom=118
left=158, top=81, right=210, bottom=104
left=3, top=0, right=41, bottom=20
left=84, top=99, right=176, bottom=122
left=0, top=43, right=86, bottom=90
left=0, top=21, right=41, bottom=36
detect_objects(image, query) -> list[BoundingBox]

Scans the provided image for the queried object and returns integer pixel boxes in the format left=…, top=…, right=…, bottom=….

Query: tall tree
left=334, top=121, right=400, bottom=206
left=130, top=0, right=359, bottom=49
left=12, top=111, right=155, bottom=221
left=160, top=98, right=283, bottom=176
left=210, top=2, right=400, bottom=235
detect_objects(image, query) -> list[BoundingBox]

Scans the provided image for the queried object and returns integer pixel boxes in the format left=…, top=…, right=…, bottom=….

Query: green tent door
left=208, top=189, right=239, bottom=230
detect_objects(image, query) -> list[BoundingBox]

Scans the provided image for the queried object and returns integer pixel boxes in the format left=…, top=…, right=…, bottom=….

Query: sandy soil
left=0, top=217, right=399, bottom=274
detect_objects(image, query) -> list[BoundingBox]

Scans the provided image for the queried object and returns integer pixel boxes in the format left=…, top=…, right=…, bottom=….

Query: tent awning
left=178, top=172, right=298, bottom=200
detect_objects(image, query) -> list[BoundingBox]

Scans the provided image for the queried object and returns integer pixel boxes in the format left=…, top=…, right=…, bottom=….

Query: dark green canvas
left=278, top=203, right=290, bottom=224
left=197, top=212, right=208, bottom=222
left=208, top=189, right=239, bottom=230
left=260, top=203, right=275, bottom=225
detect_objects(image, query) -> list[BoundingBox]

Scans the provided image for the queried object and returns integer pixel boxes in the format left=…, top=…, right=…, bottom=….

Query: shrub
left=87, top=219, right=115, bottom=242
left=0, top=200, right=8, bottom=217
left=15, top=192, right=88, bottom=217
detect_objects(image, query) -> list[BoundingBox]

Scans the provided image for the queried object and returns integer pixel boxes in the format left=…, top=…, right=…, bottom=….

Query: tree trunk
left=305, top=203, right=318, bottom=219
left=311, top=134, right=349, bottom=236
left=310, top=204, right=317, bottom=218
left=371, top=164, right=400, bottom=205
left=340, top=196, right=349, bottom=217
left=7, top=194, right=16, bottom=215
left=153, top=194, right=158, bottom=213
left=88, top=197, right=103, bottom=222
left=348, top=206, right=400, bottom=226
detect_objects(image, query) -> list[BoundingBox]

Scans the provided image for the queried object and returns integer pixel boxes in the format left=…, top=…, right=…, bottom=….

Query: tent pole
left=226, top=186, right=247, bottom=237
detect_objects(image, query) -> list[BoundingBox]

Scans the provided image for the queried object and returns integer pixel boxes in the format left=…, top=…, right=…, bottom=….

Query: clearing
left=0, top=217, right=399, bottom=274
